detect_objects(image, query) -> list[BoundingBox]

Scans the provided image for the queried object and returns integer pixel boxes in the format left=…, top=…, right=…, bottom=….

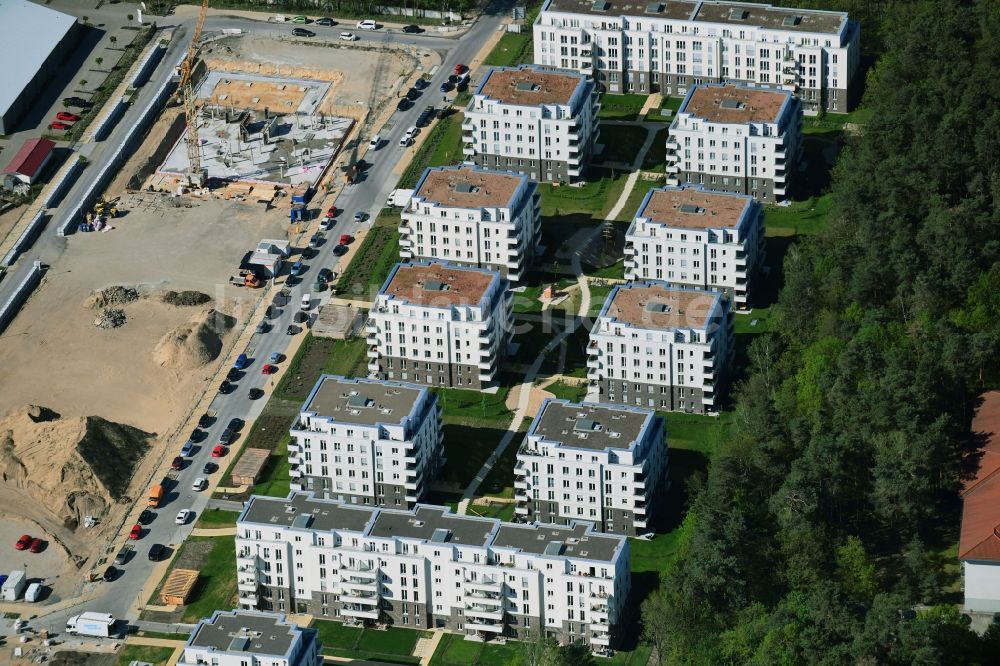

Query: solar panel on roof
left=544, top=541, right=564, bottom=556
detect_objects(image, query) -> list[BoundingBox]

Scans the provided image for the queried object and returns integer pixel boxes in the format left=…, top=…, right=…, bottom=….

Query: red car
left=171, top=456, right=184, bottom=470
left=262, top=364, right=277, bottom=375
left=49, top=121, right=71, bottom=131
left=326, top=206, right=338, bottom=218
left=128, top=524, right=142, bottom=540
left=212, top=445, right=227, bottom=458
left=339, top=234, right=352, bottom=245
left=56, top=111, right=79, bottom=122
left=15, top=534, right=32, bottom=550
left=29, top=538, right=44, bottom=553
left=454, top=63, right=467, bottom=75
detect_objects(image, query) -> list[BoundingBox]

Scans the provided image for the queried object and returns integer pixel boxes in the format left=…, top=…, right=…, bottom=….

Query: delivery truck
left=1, top=570, right=26, bottom=601
left=66, top=612, right=116, bottom=637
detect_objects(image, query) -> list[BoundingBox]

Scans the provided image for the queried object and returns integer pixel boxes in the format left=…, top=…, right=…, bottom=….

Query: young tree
left=95, top=57, right=103, bottom=67
left=641, top=590, right=671, bottom=665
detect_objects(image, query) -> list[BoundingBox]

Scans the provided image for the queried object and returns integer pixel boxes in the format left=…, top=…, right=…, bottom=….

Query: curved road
left=1, top=0, right=515, bottom=640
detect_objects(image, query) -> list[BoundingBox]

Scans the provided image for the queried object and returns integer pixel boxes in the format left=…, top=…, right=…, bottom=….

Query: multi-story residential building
left=178, top=610, right=322, bottom=666
left=399, top=166, right=541, bottom=283
left=532, top=0, right=860, bottom=114
left=288, top=375, right=443, bottom=509
left=462, top=65, right=600, bottom=183
left=236, top=492, right=630, bottom=650
left=366, top=261, right=512, bottom=390
left=665, top=83, right=802, bottom=201
left=623, top=185, right=764, bottom=308
left=513, top=399, right=667, bottom=536
left=587, top=282, right=732, bottom=413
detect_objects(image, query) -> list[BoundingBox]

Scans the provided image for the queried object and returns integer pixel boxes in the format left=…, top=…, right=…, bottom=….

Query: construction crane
left=177, top=0, right=209, bottom=186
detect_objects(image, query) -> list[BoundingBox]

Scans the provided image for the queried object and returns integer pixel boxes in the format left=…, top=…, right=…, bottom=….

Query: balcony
left=586, top=355, right=601, bottom=370
left=665, top=138, right=680, bottom=151
left=466, top=620, right=505, bottom=634
left=343, top=561, right=378, bottom=578
left=364, top=318, right=378, bottom=334
left=514, top=478, right=528, bottom=490
left=466, top=604, right=505, bottom=621
left=587, top=367, right=601, bottom=381
left=289, top=465, right=303, bottom=479
left=340, top=591, right=379, bottom=605
left=367, top=361, right=381, bottom=373
left=623, top=242, right=636, bottom=256
left=367, top=345, right=380, bottom=359
left=591, top=632, right=611, bottom=646
left=238, top=590, right=259, bottom=604
left=398, top=235, right=413, bottom=247
left=342, top=575, right=378, bottom=591
left=342, top=605, right=380, bottom=620
left=665, top=163, right=680, bottom=175
left=478, top=354, right=497, bottom=371
left=462, top=145, right=476, bottom=156
left=775, top=148, right=787, bottom=160
left=288, top=454, right=302, bottom=466
left=237, top=576, right=259, bottom=591
left=465, top=577, right=502, bottom=593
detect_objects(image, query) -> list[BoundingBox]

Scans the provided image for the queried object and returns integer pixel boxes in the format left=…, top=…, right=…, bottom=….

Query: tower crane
left=177, top=0, right=209, bottom=186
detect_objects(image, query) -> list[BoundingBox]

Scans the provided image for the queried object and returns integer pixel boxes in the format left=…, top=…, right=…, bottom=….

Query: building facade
left=513, top=399, right=668, bottom=536
left=665, top=83, right=802, bottom=201
left=587, top=282, right=732, bottom=413
left=288, top=375, right=443, bottom=509
left=366, top=262, right=513, bottom=390
left=532, top=0, right=860, bottom=114
left=623, top=185, right=764, bottom=308
left=236, top=493, right=630, bottom=650
left=179, top=610, right=322, bottom=666
left=400, top=166, right=542, bottom=283
left=462, top=65, right=600, bottom=183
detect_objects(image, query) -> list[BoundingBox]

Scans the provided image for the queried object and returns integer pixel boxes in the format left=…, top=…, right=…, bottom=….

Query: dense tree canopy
left=646, top=1, right=1000, bottom=663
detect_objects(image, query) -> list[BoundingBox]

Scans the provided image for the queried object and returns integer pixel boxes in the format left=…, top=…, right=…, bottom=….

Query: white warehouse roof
left=0, top=0, right=78, bottom=120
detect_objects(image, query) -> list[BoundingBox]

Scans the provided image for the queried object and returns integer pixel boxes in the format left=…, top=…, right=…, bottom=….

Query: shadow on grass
left=439, top=425, right=509, bottom=487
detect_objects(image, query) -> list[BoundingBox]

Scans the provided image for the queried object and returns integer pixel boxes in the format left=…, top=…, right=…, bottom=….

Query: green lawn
left=476, top=435, right=519, bottom=499
left=117, top=645, right=176, bottom=666
left=599, top=93, right=647, bottom=121
left=322, top=338, right=369, bottom=377
left=605, top=644, right=654, bottom=665
left=148, top=535, right=238, bottom=623
left=764, top=194, right=832, bottom=236
left=132, top=630, right=189, bottom=641
left=544, top=379, right=588, bottom=402
left=469, top=501, right=516, bottom=521
left=439, top=422, right=508, bottom=486
left=398, top=113, right=465, bottom=189
left=802, top=106, right=872, bottom=134
left=645, top=95, right=683, bottom=122
left=335, top=210, right=401, bottom=300
left=195, top=509, right=239, bottom=528
left=430, top=634, right=523, bottom=666
left=311, top=619, right=424, bottom=663
left=254, top=433, right=292, bottom=497
left=512, top=276, right=575, bottom=313
left=483, top=30, right=533, bottom=67
left=539, top=173, right=628, bottom=217
left=433, top=385, right=513, bottom=426
left=641, top=127, right=671, bottom=171
left=599, top=124, right=648, bottom=164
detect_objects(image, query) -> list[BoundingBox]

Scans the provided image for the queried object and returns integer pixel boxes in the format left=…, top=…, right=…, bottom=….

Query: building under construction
left=158, top=72, right=352, bottom=187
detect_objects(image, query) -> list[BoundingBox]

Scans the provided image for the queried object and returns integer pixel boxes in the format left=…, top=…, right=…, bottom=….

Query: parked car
left=175, top=509, right=192, bottom=525
left=227, top=368, right=242, bottom=382
left=29, top=538, right=44, bottom=553
left=290, top=260, right=304, bottom=276
left=327, top=205, right=339, bottom=218
left=454, top=63, right=467, bottom=75
left=248, top=388, right=264, bottom=400
left=255, top=321, right=269, bottom=334
left=396, top=98, right=411, bottom=111
left=399, top=136, right=413, bottom=147
left=189, top=428, right=203, bottom=442
left=228, top=418, right=244, bottom=431
left=309, top=233, right=323, bottom=248
left=220, top=379, right=232, bottom=393
left=203, top=461, right=217, bottom=474
left=103, top=565, right=118, bottom=581
left=180, top=441, right=194, bottom=457
left=191, top=477, right=207, bottom=491
left=369, top=134, right=382, bottom=149
left=234, top=353, right=249, bottom=370
left=340, top=31, right=358, bottom=41
left=128, top=524, right=142, bottom=540
left=220, top=429, right=235, bottom=445
left=15, top=534, right=32, bottom=551
left=291, top=15, right=309, bottom=23
left=212, top=445, right=227, bottom=458
left=293, top=311, right=309, bottom=324
left=286, top=325, right=297, bottom=335
left=171, top=456, right=184, bottom=470
left=292, top=27, right=315, bottom=37
left=405, top=126, right=419, bottom=139
left=138, top=509, right=155, bottom=524
left=319, top=216, right=334, bottom=231
left=198, top=413, right=213, bottom=428
left=262, top=364, right=278, bottom=375
left=270, top=352, right=283, bottom=363
left=316, top=16, right=336, bottom=26
left=402, top=24, right=423, bottom=33
left=341, top=233, right=354, bottom=244
left=56, top=111, right=79, bottom=122
left=357, top=19, right=377, bottom=30
left=317, top=268, right=333, bottom=284
left=63, top=96, right=90, bottom=107
left=148, top=543, right=165, bottom=561
left=439, top=81, right=454, bottom=93
left=414, top=78, right=429, bottom=90
left=333, top=244, right=348, bottom=256
left=49, top=121, right=71, bottom=131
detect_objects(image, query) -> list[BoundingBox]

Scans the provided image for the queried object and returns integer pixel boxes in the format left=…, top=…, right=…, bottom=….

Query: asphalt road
left=4, top=0, right=514, bottom=640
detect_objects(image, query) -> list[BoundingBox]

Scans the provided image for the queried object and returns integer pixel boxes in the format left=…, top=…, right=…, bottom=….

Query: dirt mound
left=84, top=285, right=139, bottom=309
left=162, top=290, right=212, bottom=307
left=94, top=307, right=127, bottom=329
left=152, top=308, right=235, bottom=369
left=0, top=406, right=155, bottom=529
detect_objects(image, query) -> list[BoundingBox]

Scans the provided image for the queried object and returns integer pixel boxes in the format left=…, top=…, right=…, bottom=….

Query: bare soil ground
left=0, top=195, right=287, bottom=578
left=0, top=516, right=75, bottom=601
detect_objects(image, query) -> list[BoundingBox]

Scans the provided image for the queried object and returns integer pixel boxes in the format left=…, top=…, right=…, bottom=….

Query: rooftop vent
left=229, top=636, right=252, bottom=652
left=590, top=0, right=610, bottom=10
left=782, top=15, right=801, bottom=27
left=544, top=541, right=564, bottom=556
left=347, top=394, right=373, bottom=409
left=645, top=2, right=663, bottom=12
left=729, top=8, right=748, bottom=20
left=424, top=280, right=450, bottom=292
left=679, top=204, right=704, bottom=214
left=431, top=528, right=451, bottom=543
left=292, top=514, right=313, bottom=529
left=515, top=81, right=540, bottom=92
left=720, top=98, right=744, bottom=110
left=645, top=301, right=671, bottom=314
left=575, top=418, right=599, bottom=432
left=455, top=182, right=480, bottom=194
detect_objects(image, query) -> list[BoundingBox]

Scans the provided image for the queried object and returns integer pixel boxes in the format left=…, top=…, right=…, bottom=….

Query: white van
left=24, top=583, right=41, bottom=603
left=301, top=293, right=312, bottom=310
left=357, top=19, right=377, bottom=30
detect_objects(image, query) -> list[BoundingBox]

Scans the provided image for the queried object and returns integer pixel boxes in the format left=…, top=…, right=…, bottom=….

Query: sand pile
left=152, top=308, right=235, bottom=369
left=84, top=285, right=139, bottom=309
left=0, top=405, right=155, bottom=529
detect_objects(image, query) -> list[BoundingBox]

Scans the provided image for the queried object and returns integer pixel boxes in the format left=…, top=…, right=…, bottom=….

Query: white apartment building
left=514, top=399, right=668, bottom=536
left=533, top=0, right=860, bottom=114
left=366, top=261, right=513, bottom=390
left=236, top=493, right=630, bottom=650
left=288, top=375, right=443, bottom=509
left=665, top=83, right=802, bottom=201
left=400, top=166, right=541, bottom=283
left=179, top=610, right=322, bottom=666
left=588, top=282, right=732, bottom=413
left=623, top=184, right=764, bottom=308
left=463, top=65, right=600, bottom=183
